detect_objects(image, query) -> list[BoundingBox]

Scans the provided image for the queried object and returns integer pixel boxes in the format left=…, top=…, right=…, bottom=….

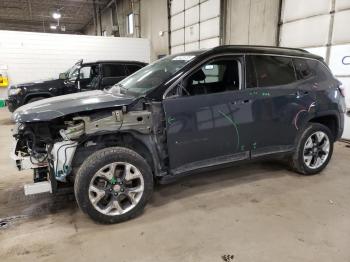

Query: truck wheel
left=290, top=123, right=334, bottom=175
left=74, top=147, right=153, bottom=224
left=27, top=96, right=46, bottom=104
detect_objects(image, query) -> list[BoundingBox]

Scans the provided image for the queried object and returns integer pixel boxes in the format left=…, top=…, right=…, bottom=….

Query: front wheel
left=290, top=123, right=334, bottom=175
left=74, top=147, right=153, bottom=224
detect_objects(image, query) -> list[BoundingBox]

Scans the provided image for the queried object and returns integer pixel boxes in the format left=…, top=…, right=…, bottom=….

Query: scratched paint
left=218, top=110, right=240, bottom=150
left=293, top=102, right=316, bottom=130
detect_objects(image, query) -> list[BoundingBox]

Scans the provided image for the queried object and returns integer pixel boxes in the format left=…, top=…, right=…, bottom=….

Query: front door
left=163, top=56, right=253, bottom=174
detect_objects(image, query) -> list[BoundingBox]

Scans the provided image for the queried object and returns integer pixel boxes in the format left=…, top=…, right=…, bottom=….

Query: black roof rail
left=212, top=45, right=309, bottom=53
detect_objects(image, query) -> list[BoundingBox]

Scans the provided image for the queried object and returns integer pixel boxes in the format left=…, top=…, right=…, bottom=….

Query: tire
left=290, top=123, right=334, bottom=175
left=74, top=147, right=153, bottom=224
left=27, top=96, right=46, bottom=104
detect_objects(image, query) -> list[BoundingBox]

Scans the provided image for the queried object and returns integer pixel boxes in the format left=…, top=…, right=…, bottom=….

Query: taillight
left=338, top=83, right=346, bottom=97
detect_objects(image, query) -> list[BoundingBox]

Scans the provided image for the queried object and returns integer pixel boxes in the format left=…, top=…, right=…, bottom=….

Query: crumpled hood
left=13, top=90, right=135, bottom=123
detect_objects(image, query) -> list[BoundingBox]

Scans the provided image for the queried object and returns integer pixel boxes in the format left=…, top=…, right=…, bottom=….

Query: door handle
left=232, top=99, right=252, bottom=105
left=294, top=90, right=309, bottom=97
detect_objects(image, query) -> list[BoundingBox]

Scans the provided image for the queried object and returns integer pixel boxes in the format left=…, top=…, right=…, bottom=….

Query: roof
left=172, top=45, right=322, bottom=60
left=209, top=45, right=322, bottom=60
left=82, top=60, right=147, bottom=66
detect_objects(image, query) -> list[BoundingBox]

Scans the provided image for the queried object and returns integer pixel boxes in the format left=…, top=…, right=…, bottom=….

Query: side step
left=24, top=181, right=52, bottom=195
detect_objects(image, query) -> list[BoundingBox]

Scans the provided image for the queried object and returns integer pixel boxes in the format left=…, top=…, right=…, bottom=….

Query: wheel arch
left=308, top=112, right=339, bottom=140
left=24, top=92, right=52, bottom=103
left=72, top=131, right=162, bottom=178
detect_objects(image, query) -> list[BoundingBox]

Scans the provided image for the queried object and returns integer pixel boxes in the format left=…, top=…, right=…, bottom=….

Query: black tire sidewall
left=296, top=123, right=334, bottom=175
left=74, top=147, right=153, bottom=224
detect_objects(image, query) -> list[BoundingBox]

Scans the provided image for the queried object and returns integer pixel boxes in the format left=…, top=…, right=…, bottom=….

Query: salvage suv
left=11, top=46, right=346, bottom=223
left=6, top=60, right=146, bottom=112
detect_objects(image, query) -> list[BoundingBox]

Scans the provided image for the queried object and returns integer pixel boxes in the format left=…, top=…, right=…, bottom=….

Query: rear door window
left=246, top=55, right=296, bottom=88
left=102, top=64, right=127, bottom=77
left=126, top=64, right=143, bottom=74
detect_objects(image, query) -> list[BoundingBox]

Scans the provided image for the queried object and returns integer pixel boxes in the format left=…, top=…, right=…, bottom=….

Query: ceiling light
left=50, top=25, right=57, bottom=30
left=52, top=11, right=61, bottom=19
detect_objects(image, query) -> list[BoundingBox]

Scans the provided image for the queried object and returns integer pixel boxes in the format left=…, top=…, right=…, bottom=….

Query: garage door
left=169, top=0, right=221, bottom=54
left=280, top=0, right=350, bottom=139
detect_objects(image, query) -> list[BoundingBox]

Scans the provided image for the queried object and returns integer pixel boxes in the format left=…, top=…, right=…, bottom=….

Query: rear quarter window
left=293, top=58, right=331, bottom=81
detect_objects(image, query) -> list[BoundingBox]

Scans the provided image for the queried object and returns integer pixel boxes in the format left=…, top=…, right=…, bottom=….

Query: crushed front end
left=11, top=119, right=80, bottom=194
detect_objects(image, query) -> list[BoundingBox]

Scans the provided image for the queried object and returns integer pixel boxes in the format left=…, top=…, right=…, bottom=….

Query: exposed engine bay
left=11, top=102, right=164, bottom=194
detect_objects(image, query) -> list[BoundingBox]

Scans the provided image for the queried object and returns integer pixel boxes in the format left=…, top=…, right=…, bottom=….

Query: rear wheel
left=74, top=147, right=153, bottom=224
left=290, top=123, right=333, bottom=175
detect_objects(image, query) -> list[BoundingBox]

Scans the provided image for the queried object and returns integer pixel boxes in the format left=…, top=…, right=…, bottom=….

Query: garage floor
left=0, top=108, right=349, bottom=262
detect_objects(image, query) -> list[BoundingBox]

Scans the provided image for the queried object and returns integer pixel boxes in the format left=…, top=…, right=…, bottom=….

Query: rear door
left=245, top=55, right=312, bottom=157
left=163, top=55, right=253, bottom=173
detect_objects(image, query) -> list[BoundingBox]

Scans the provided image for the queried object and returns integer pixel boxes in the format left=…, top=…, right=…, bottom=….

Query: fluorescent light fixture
left=52, top=11, right=61, bottom=19
left=50, top=24, right=57, bottom=30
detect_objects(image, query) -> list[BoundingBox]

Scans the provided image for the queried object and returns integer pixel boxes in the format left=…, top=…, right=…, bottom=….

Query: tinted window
left=247, top=55, right=296, bottom=88
left=180, top=58, right=241, bottom=96
left=294, top=58, right=330, bottom=81
left=102, top=64, right=126, bottom=77
left=126, top=64, right=142, bottom=74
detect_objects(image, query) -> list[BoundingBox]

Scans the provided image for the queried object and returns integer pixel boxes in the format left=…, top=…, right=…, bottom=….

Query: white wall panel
left=171, top=12, right=185, bottom=31
left=329, top=44, right=350, bottom=76
left=200, top=17, right=220, bottom=40
left=343, top=114, right=350, bottom=140
left=335, top=0, right=350, bottom=11
left=185, top=41, right=199, bottom=51
left=199, top=37, right=220, bottom=49
left=280, top=15, right=330, bottom=48
left=171, top=45, right=185, bottom=54
left=332, top=10, right=350, bottom=44
left=171, top=0, right=185, bottom=15
left=0, top=30, right=150, bottom=86
left=185, top=23, right=200, bottom=43
left=282, top=0, right=331, bottom=22
left=185, top=5, right=199, bottom=26
left=170, top=29, right=185, bottom=46
left=200, top=0, right=220, bottom=21
left=185, top=0, right=199, bottom=9
left=304, top=47, right=327, bottom=60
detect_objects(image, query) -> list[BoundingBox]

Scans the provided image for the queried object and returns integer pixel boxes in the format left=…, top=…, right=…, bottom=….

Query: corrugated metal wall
left=169, top=0, right=221, bottom=54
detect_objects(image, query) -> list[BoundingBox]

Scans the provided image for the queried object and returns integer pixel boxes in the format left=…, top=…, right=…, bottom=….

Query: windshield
left=65, top=64, right=81, bottom=80
left=109, top=53, right=198, bottom=96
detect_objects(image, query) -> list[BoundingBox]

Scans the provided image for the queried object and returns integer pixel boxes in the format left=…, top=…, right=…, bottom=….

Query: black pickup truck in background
left=6, top=60, right=147, bottom=112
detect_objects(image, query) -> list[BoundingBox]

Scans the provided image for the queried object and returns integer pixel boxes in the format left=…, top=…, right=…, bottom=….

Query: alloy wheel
left=88, top=162, right=144, bottom=216
left=303, top=131, right=330, bottom=169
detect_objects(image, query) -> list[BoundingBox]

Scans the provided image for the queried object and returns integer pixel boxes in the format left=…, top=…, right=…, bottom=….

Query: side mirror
left=59, top=73, right=67, bottom=79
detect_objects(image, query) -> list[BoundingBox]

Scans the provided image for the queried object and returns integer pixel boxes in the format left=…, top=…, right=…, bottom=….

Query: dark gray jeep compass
left=11, top=46, right=346, bottom=223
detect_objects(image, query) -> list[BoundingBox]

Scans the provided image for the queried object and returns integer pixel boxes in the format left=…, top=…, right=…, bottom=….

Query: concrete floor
left=0, top=107, right=349, bottom=262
